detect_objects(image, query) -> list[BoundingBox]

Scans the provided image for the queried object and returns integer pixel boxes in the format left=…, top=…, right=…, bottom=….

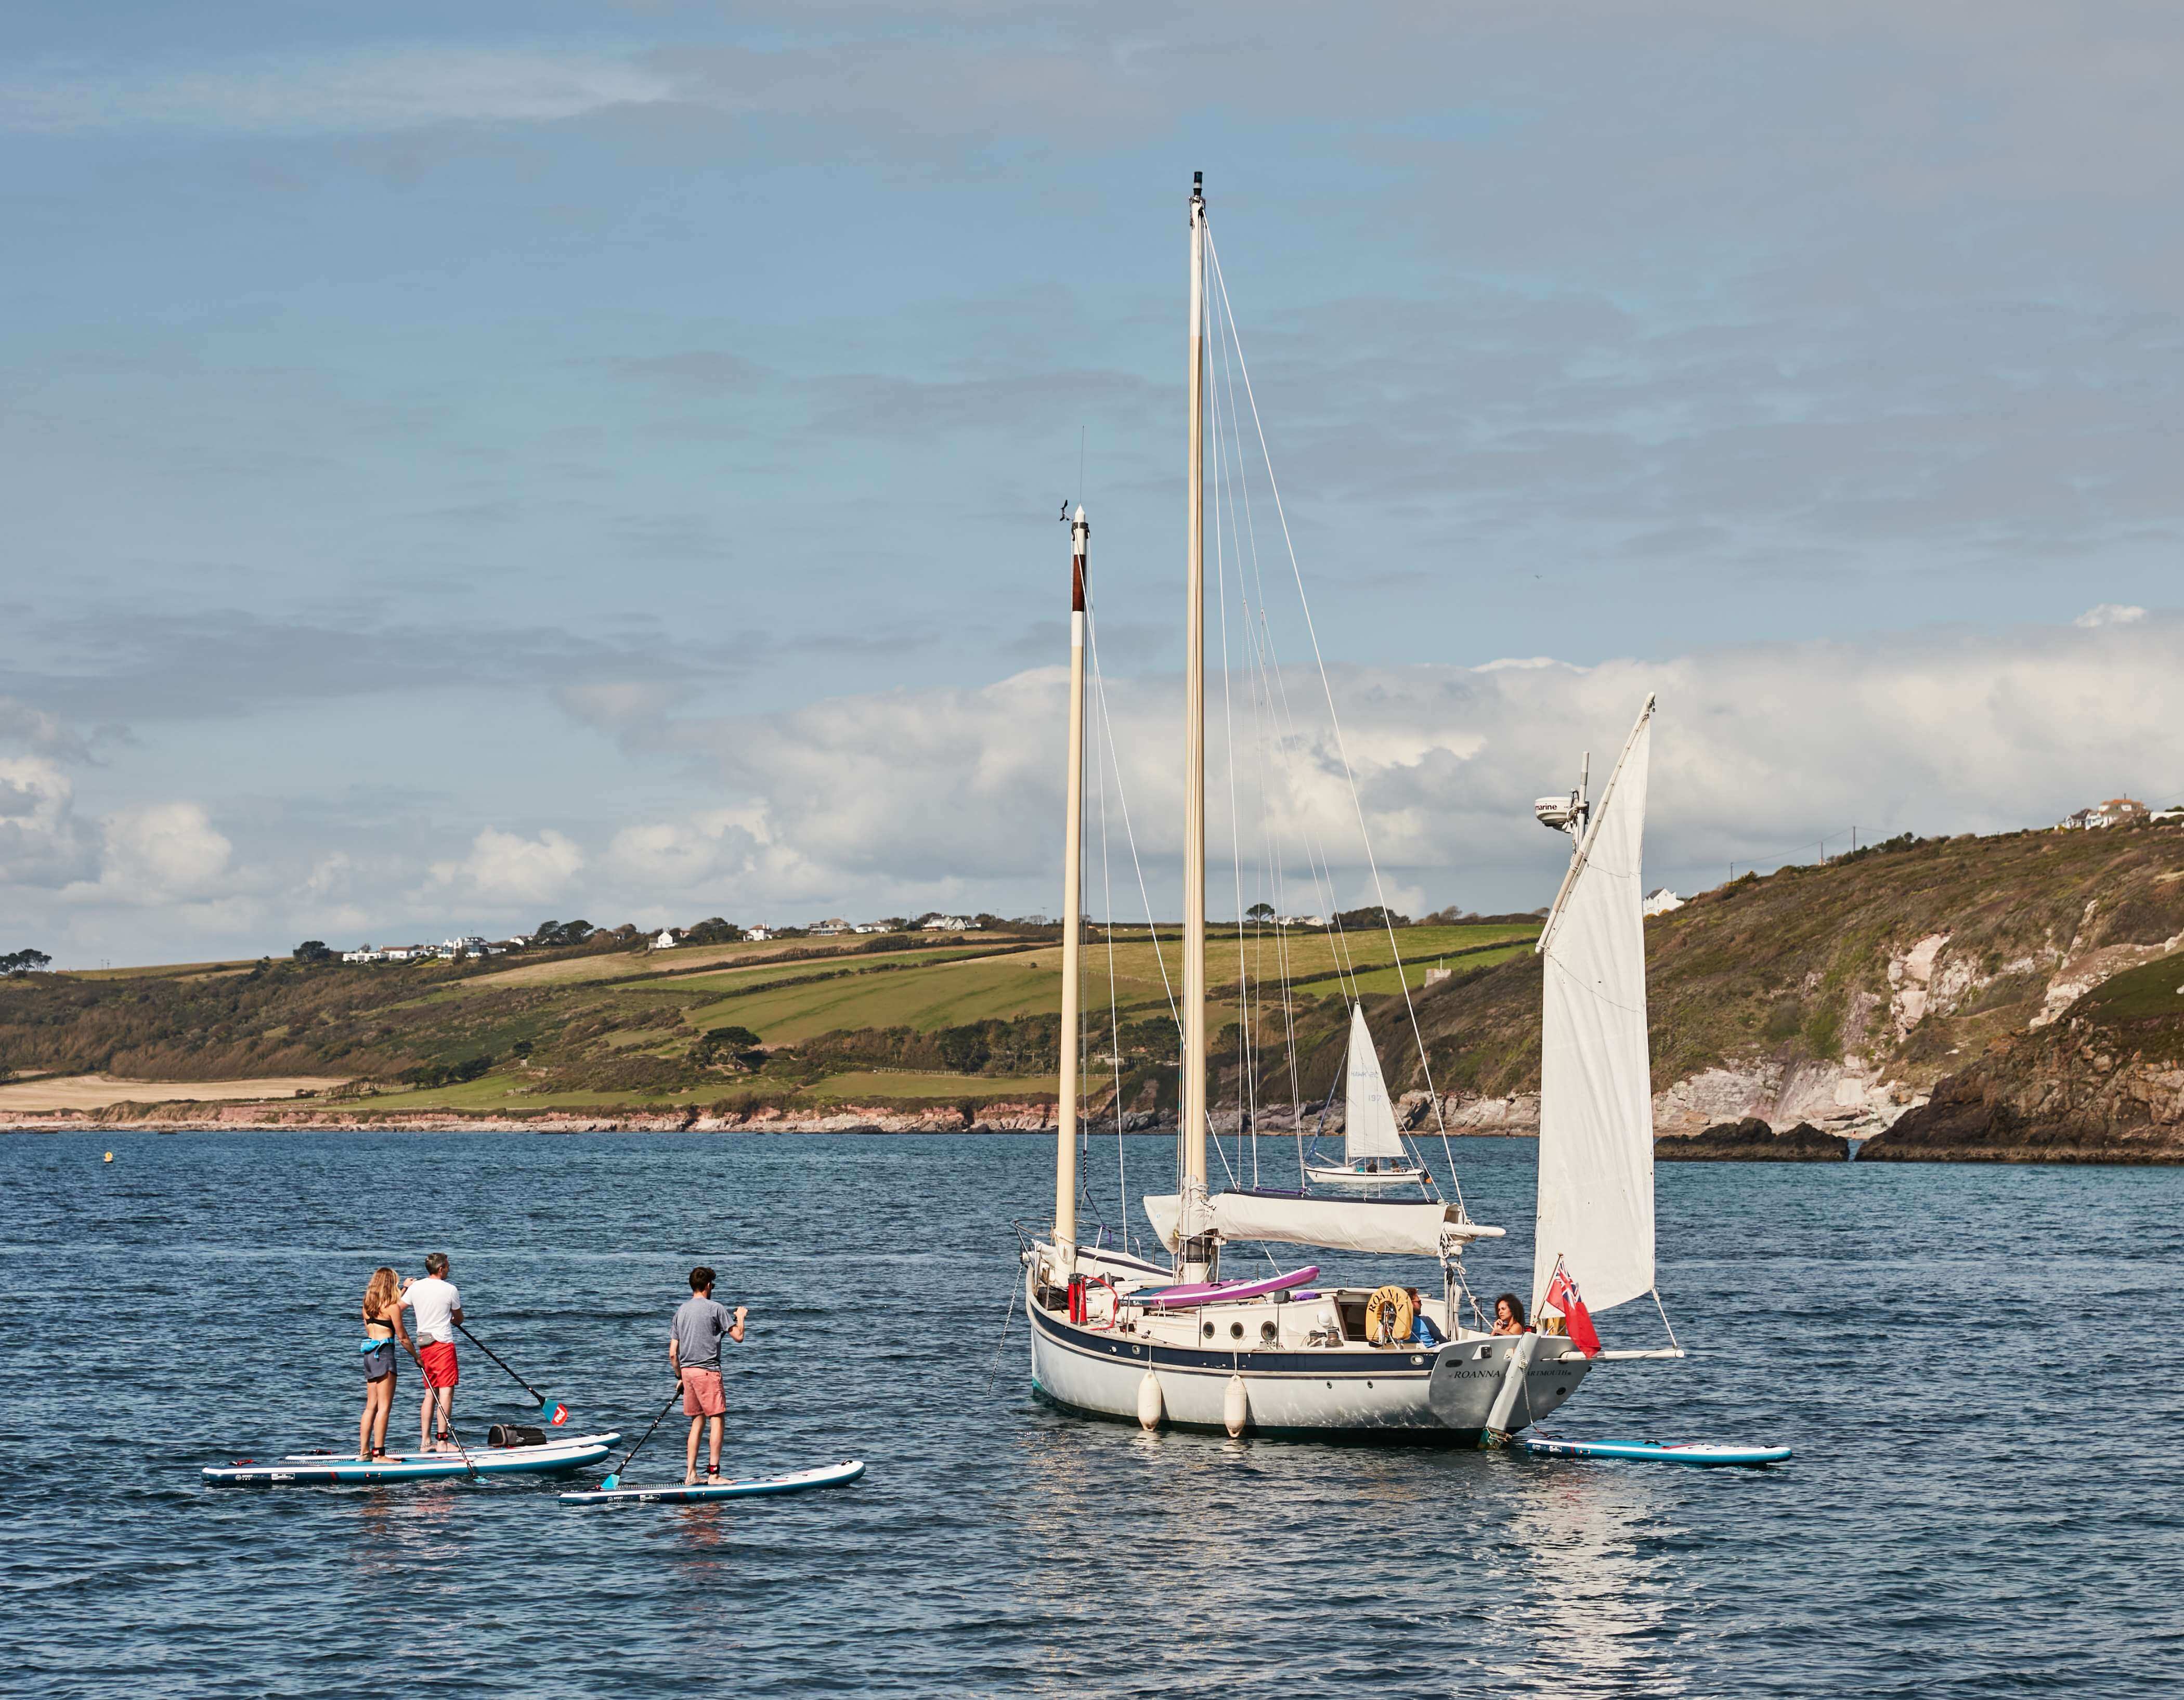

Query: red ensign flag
left=1545, top=1259, right=1602, bottom=1358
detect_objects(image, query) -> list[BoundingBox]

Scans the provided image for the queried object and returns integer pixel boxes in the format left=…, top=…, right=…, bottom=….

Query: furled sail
left=1143, top=1191, right=1501, bottom=1259
left=1532, top=697, right=1657, bottom=1317
left=1341, top=1003, right=1406, bottom=1161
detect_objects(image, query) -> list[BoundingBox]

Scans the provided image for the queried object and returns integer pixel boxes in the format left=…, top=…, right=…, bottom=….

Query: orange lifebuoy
left=1364, top=1284, right=1414, bottom=1347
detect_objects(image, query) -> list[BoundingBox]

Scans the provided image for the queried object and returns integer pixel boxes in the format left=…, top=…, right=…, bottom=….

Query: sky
left=4, top=2, right=2183, bottom=966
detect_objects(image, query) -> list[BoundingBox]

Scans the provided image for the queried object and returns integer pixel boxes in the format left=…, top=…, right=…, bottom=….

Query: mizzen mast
left=1053, top=505, right=1090, bottom=1275
left=1180, top=170, right=1211, bottom=1279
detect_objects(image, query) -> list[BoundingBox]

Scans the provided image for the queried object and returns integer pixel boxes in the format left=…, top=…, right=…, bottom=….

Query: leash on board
left=599, top=1385, right=683, bottom=1491
left=454, top=1322, right=570, bottom=1425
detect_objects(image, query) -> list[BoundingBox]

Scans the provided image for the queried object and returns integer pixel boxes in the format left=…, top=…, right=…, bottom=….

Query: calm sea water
left=3, top=1129, right=2179, bottom=1697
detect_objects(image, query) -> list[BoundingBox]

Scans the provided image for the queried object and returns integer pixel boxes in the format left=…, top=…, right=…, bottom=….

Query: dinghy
left=561, top=1459, right=866, bottom=1506
left=203, top=1431, right=619, bottom=1485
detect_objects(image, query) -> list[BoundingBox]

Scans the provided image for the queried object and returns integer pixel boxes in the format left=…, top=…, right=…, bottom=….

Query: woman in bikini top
left=358, top=1266, right=418, bottom=1460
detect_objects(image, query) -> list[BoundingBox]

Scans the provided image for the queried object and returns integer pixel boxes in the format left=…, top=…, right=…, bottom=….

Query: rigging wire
left=1206, top=230, right=1468, bottom=1219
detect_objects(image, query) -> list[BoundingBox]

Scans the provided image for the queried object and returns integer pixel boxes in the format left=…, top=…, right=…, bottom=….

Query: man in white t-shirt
left=400, top=1253, right=465, bottom=1452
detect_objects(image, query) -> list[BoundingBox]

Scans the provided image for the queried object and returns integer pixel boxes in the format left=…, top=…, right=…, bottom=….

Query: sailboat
left=1023, top=173, right=1678, bottom=1441
left=1302, top=1003, right=1431, bottom=1188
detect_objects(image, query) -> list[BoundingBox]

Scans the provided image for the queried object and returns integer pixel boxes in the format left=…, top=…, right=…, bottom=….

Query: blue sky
left=4, top=3, right=2183, bottom=964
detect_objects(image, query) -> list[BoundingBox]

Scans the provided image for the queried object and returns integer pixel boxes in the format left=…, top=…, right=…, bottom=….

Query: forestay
left=1341, top=1003, right=1406, bottom=1161
left=1143, top=1191, right=1501, bottom=1258
left=1532, top=697, right=1657, bottom=1316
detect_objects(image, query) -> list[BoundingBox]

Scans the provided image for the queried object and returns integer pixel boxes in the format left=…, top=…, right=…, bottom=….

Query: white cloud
left=70, top=802, right=236, bottom=905
left=2074, top=603, right=2147, bottom=628
left=427, top=827, right=584, bottom=905
left=579, top=611, right=2184, bottom=918
left=0, top=48, right=674, bottom=135
left=0, top=757, right=96, bottom=887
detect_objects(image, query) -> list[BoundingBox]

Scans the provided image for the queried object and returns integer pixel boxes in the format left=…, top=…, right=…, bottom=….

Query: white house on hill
left=1643, top=888, right=1684, bottom=917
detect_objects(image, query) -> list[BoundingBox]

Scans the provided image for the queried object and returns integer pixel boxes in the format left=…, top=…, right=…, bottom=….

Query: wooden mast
left=1054, top=506, right=1089, bottom=1271
left=1181, top=171, right=1210, bottom=1277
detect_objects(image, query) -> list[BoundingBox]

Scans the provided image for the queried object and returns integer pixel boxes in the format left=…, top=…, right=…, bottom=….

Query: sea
left=3, top=1129, right=2179, bottom=1697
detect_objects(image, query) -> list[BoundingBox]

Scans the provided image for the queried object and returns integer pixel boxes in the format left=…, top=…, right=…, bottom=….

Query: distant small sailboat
left=1302, top=1003, right=1428, bottom=1188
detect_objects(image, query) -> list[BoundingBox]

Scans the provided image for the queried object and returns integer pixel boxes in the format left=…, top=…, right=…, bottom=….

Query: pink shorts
left=681, top=1367, right=725, bottom=1417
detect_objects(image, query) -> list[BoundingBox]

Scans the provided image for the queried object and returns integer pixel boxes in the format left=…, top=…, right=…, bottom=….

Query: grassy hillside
left=0, top=921, right=1533, bottom=1118
left=1385, top=821, right=2184, bottom=1105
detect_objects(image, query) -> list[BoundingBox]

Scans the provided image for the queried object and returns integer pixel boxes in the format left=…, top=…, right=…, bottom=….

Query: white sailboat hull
left=1025, top=1267, right=1591, bottom=1442
left=1302, top=1161, right=1428, bottom=1188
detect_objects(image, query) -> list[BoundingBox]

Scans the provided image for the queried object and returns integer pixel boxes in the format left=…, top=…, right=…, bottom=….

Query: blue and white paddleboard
left=1519, top=1434, right=1791, bottom=1467
left=203, top=1431, right=620, bottom=1485
left=560, top=1458, right=866, bottom=1506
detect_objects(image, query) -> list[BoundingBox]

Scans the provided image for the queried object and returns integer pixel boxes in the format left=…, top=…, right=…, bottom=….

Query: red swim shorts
left=681, top=1367, right=725, bottom=1417
left=419, top=1341, right=459, bottom=1389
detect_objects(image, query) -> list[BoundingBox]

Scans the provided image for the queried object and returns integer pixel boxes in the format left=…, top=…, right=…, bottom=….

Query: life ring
left=1364, top=1284, right=1414, bottom=1347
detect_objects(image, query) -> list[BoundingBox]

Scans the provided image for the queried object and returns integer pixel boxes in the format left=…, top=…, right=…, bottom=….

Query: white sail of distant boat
left=1302, top=1004, right=1427, bottom=1187
left=1532, top=697, right=1658, bottom=1319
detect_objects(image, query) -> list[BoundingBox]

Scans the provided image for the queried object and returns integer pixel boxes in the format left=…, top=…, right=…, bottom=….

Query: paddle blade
left=542, top=1401, right=570, bottom=1427
left=599, top=1472, right=620, bottom=1490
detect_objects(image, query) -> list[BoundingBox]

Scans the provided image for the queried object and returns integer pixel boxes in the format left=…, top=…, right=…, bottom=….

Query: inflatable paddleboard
left=1518, top=1434, right=1791, bottom=1467
left=560, top=1458, right=866, bottom=1506
left=203, top=1431, right=620, bottom=1485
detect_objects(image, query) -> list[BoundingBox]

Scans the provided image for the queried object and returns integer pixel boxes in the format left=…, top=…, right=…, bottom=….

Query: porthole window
left=1202, top=1322, right=1215, bottom=1340
left=1229, top=1321, right=1244, bottom=1340
left=1260, top=1321, right=1278, bottom=1343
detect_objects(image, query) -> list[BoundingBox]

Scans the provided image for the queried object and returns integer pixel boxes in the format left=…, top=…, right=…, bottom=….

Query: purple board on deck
left=560, top=1458, right=866, bottom=1506
left=1130, top=1265, right=1319, bottom=1310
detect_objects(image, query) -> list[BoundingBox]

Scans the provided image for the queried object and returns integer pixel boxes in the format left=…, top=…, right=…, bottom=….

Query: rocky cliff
left=1386, top=821, right=2184, bottom=1149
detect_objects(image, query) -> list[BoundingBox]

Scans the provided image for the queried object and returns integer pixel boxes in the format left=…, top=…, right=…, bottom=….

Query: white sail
left=1532, top=698, right=1656, bottom=1317
left=1143, top=1191, right=1500, bottom=1259
left=1341, top=1003, right=1406, bottom=1161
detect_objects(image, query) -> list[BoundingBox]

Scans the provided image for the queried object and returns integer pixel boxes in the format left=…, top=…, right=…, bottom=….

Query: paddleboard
left=1518, top=1434, right=1791, bottom=1467
left=203, top=1431, right=620, bottom=1485
left=560, top=1458, right=866, bottom=1506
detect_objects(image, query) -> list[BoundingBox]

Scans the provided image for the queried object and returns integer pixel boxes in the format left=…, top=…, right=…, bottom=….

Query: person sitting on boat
left=1491, top=1293, right=1529, bottom=1336
left=400, top=1253, right=464, bottom=1453
left=1404, top=1288, right=1445, bottom=1346
left=357, top=1265, right=418, bottom=1461
left=669, top=1266, right=749, bottom=1487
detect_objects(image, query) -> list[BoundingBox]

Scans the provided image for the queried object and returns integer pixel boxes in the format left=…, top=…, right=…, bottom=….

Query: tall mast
left=1181, top=169, right=1210, bottom=1276
left=1054, top=506, right=1089, bottom=1272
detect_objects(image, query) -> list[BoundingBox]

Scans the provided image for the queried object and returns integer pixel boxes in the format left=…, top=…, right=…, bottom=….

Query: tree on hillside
left=683, top=917, right=745, bottom=945
left=531, top=919, right=595, bottom=947
left=292, top=940, right=334, bottom=964
left=1332, top=905, right=1412, bottom=930
left=1245, top=903, right=1275, bottom=922
left=1, top=948, right=53, bottom=976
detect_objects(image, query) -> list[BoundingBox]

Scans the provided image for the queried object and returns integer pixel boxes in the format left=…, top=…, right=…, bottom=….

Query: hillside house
left=650, top=929, right=682, bottom=950
left=342, top=947, right=388, bottom=964
left=922, top=915, right=974, bottom=932
left=1643, top=888, right=1684, bottom=917
left=437, top=936, right=491, bottom=959
left=853, top=921, right=893, bottom=934
left=2059, top=797, right=2148, bottom=830
left=745, top=925, right=777, bottom=943
left=811, top=918, right=852, bottom=936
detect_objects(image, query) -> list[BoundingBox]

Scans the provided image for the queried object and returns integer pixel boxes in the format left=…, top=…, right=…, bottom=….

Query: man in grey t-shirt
left=669, top=1266, right=748, bottom=1485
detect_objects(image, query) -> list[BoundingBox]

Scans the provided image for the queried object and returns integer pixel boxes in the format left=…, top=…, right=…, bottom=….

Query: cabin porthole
left=1260, top=1322, right=1278, bottom=1343
left=1229, top=1321, right=1244, bottom=1340
left=1202, top=1322, right=1215, bottom=1340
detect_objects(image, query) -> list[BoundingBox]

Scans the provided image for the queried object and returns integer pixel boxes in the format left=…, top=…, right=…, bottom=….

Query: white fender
left=1137, top=1371, right=1164, bottom=1431
left=1483, top=1331, right=1542, bottom=1443
left=1223, top=1374, right=1249, bottom=1437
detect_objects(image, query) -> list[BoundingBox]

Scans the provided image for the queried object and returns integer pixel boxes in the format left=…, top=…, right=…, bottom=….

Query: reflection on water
left=5, top=1131, right=2180, bottom=1697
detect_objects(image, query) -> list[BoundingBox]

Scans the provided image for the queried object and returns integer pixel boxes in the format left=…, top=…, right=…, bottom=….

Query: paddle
left=599, top=1384, right=683, bottom=1491
left=455, top=1321, right=570, bottom=1426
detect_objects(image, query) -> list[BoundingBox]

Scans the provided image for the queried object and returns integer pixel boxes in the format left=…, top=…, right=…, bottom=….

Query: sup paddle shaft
left=599, top=1385, right=683, bottom=1491
left=454, top=1322, right=569, bottom=1424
